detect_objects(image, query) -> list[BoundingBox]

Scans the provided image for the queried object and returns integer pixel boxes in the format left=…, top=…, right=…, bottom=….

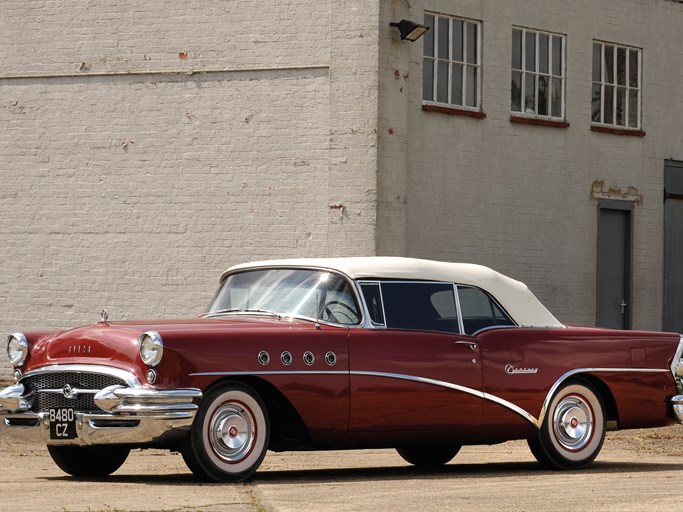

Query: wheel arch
left=201, top=375, right=311, bottom=450
left=551, top=373, right=619, bottom=426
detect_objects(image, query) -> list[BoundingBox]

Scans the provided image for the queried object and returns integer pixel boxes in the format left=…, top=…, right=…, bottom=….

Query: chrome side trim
left=190, top=370, right=349, bottom=377
left=192, top=366, right=672, bottom=429
left=353, top=370, right=539, bottom=426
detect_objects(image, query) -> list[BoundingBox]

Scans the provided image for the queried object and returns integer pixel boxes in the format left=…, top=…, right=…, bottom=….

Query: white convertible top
left=223, top=257, right=563, bottom=328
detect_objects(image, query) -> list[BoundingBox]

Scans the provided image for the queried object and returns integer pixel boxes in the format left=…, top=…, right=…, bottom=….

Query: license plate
left=49, top=408, right=77, bottom=439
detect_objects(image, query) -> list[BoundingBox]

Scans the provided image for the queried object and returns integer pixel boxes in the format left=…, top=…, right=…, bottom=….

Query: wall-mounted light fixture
left=390, top=19, right=429, bottom=42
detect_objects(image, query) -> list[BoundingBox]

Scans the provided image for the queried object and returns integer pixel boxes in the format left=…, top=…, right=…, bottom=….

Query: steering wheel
left=322, top=300, right=359, bottom=324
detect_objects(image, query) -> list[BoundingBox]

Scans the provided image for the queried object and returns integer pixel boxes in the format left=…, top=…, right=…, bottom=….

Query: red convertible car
left=2, top=257, right=682, bottom=481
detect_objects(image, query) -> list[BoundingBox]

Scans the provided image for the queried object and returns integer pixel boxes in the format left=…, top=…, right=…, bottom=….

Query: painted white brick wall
left=0, top=0, right=379, bottom=377
left=378, top=0, right=683, bottom=328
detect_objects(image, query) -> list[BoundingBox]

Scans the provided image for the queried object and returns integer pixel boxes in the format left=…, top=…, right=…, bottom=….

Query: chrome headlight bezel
left=6, top=333, right=29, bottom=367
left=139, top=331, right=164, bottom=367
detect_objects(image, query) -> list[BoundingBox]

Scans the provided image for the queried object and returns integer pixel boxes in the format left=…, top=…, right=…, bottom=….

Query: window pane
left=423, top=59, right=434, bottom=101
left=551, top=77, right=562, bottom=117
left=552, top=36, right=563, bottom=76
left=591, top=83, right=601, bottom=122
left=438, top=17, right=449, bottom=59
left=458, top=287, right=513, bottom=335
left=539, top=34, right=549, bottom=74
left=511, top=71, right=522, bottom=112
left=616, top=87, right=626, bottom=126
left=360, top=283, right=384, bottom=325
left=525, top=31, right=536, bottom=71
left=467, top=23, right=477, bottom=64
left=617, top=47, right=626, bottom=86
left=629, top=49, right=639, bottom=88
left=512, top=29, right=522, bottom=69
left=452, top=20, right=463, bottom=62
left=423, top=15, right=435, bottom=57
left=525, top=73, right=536, bottom=113
left=381, top=282, right=459, bottom=334
left=466, top=65, right=477, bottom=107
left=604, top=45, right=614, bottom=84
left=451, top=64, right=463, bottom=105
left=604, top=84, right=614, bottom=124
left=538, top=75, right=549, bottom=115
left=628, top=89, right=639, bottom=128
left=592, top=43, right=601, bottom=82
left=437, top=60, right=448, bottom=103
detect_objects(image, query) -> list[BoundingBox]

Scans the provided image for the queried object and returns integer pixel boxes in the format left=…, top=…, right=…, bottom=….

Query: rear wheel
left=528, top=381, right=606, bottom=469
left=47, top=445, right=130, bottom=477
left=181, top=382, right=270, bottom=482
left=396, top=444, right=461, bottom=467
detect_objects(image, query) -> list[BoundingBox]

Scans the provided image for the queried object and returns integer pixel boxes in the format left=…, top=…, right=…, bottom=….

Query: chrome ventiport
left=257, top=351, right=270, bottom=365
left=281, top=351, right=292, bottom=366
left=303, top=351, right=315, bottom=366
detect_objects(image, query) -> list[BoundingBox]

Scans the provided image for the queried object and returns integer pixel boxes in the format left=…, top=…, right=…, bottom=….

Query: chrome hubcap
left=209, top=402, right=255, bottom=463
left=553, top=395, right=593, bottom=451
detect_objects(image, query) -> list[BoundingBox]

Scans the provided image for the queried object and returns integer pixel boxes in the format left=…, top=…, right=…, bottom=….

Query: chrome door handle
left=455, top=341, right=478, bottom=351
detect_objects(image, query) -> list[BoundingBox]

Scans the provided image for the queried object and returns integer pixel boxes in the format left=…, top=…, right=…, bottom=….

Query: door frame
left=596, top=199, right=634, bottom=329
left=663, top=159, right=683, bottom=331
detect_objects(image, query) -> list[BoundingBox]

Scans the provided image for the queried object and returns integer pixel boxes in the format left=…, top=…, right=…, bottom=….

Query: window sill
left=422, top=104, right=487, bottom=119
left=590, top=125, right=646, bottom=137
left=509, top=115, right=570, bottom=129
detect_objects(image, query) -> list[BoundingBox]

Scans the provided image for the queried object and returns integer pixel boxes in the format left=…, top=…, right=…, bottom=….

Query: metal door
left=664, top=160, right=683, bottom=332
left=348, top=329, right=484, bottom=432
left=596, top=200, right=633, bottom=329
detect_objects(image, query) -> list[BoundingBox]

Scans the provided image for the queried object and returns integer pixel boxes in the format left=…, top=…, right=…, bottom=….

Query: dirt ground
left=1, top=423, right=682, bottom=512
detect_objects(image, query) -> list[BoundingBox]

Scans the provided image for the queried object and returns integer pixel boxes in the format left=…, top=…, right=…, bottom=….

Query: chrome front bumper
left=673, top=395, right=683, bottom=423
left=0, top=381, right=202, bottom=446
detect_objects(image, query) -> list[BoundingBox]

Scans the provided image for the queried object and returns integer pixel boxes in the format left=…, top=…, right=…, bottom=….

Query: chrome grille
left=22, top=372, right=126, bottom=414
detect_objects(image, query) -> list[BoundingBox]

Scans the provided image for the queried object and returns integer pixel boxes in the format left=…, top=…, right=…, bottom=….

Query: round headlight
left=139, top=331, right=163, bottom=367
left=6, top=333, right=29, bottom=367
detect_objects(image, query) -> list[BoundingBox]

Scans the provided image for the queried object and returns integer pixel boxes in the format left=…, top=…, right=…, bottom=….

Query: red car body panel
left=19, top=318, right=679, bottom=447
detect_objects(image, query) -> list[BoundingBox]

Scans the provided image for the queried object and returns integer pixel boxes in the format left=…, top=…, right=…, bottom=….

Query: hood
left=26, top=316, right=315, bottom=372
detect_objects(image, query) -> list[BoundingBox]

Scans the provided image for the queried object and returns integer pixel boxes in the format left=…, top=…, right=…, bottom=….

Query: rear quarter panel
left=477, top=327, right=679, bottom=437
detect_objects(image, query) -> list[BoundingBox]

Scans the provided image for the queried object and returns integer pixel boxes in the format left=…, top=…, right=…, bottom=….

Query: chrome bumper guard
left=673, top=395, right=683, bottom=423
left=0, top=382, right=202, bottom=446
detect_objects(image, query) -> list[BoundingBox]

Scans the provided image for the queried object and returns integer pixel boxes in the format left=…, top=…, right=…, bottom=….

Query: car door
left=348, top=281, right=484, bottom=432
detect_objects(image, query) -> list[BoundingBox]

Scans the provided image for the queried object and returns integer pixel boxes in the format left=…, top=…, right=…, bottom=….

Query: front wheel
left=396, top=444, right=461, bottom=467
left=181, top=382, right=270, bottom=482
left=528, top=381, right=606, bottom=469
left=47, top=445, right=130, bottom=477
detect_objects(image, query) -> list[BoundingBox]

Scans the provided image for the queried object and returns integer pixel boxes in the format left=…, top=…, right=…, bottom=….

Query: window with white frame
left=511, top=27, right=565, bottom=118
left=591, top=42, right=641, bottom=129
left=423, top=13, right=481, bottom=110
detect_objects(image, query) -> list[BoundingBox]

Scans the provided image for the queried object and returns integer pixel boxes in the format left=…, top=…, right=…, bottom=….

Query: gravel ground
left=1, top=423, right=682, bottom=512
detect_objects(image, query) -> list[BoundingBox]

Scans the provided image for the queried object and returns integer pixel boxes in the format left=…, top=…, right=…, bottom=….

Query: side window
left=381, top=282, right=459, bottom=334
left=360, top=282, right=385, bottom=325
left=457, top=286, right=514, bottom=334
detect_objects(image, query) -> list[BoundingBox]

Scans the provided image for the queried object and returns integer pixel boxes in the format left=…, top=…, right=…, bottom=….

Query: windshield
left=207, top=268, right=361, bottom=325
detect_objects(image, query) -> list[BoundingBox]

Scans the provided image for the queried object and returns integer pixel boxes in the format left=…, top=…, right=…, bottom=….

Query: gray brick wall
left=0, top=0, right=379, bottom=376
left=378, top=0, right=683, bottom=329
